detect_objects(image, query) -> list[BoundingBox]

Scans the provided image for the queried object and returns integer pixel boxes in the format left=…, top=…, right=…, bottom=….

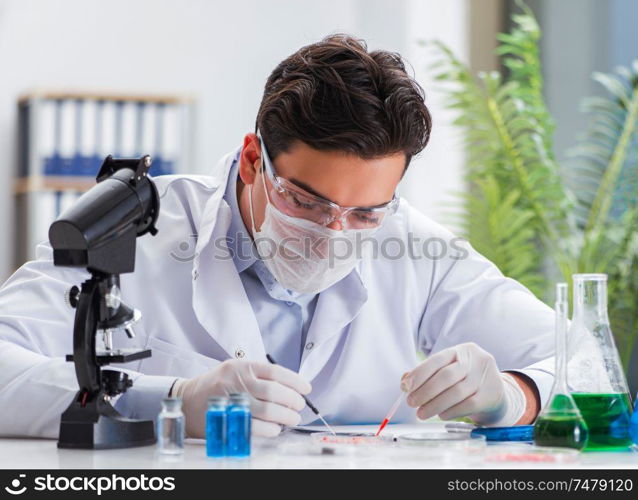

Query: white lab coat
left=0, top=149, right=555, bottom=438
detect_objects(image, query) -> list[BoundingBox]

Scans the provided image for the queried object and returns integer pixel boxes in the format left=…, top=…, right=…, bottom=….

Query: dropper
left=266, top=354, right=336, bottom=436
left=375, top=393, right=404, bottom=436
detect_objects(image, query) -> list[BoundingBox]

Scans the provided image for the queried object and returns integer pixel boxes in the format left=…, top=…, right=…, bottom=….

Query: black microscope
left=49, top=155, right=160, bottom=449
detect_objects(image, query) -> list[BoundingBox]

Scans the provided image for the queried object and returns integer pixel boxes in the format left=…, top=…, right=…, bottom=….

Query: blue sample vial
left=206, top=396, right=228, bottom=457
left=472, top=425, right=534, bottom=442
left=157, top=398, right=185, bottom=454
left=227, top=393, right=251, bottom=457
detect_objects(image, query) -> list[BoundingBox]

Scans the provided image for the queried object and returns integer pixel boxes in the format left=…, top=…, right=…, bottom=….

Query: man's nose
left=326, top=219, right=343, bottom=231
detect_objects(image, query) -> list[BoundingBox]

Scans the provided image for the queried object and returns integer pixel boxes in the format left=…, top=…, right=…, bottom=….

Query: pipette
left=375, top=393, right=404, bottom=436
left=266, top=354, right=336, bottom=436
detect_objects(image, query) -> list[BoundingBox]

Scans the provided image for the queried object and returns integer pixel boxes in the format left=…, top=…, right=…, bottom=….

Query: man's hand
left=401, top=342, right=527, bottom=426
left=172, top=359, right=312, bottom=438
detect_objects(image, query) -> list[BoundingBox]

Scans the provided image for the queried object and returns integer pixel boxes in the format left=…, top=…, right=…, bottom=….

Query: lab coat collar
left=191, top=147, right=266, bottom=362
left=298, top=263, right=368, bottom=382
left=224, top=152, right=258, bottom=274
left=192, top=148, right=239, bottom=263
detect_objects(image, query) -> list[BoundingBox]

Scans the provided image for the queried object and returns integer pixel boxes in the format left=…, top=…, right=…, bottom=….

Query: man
left=0, top=35, right=553, bottom=439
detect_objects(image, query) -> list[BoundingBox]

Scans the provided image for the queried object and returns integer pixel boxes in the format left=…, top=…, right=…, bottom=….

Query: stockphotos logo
left=4, top=474, right=27, bottom=495
left=2, top=473, right=176, bottom=496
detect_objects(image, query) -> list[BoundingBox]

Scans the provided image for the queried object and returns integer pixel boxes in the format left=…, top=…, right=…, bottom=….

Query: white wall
left=0, top=0, right=470, bottom=281
left=399, top=0, right=469, bottom=228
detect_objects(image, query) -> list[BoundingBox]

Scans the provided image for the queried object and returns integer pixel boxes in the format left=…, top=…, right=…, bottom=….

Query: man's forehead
left=270, top=141, right=405, bottom=207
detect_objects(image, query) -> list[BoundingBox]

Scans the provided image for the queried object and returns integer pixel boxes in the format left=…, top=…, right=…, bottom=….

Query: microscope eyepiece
left=49, top=155, right=159, bottom=274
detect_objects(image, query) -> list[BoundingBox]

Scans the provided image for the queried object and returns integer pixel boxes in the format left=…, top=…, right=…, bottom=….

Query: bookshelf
left=15, top=91, right=194, bottom=267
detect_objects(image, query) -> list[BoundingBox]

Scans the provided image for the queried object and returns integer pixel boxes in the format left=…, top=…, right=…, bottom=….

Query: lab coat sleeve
left=0, top=241, right=175, bottom=438
left=414, top=214, right=555, bottom=407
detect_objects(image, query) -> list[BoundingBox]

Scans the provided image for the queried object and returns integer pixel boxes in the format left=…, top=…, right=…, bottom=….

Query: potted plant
left=429, top=3, right=638, bottom=367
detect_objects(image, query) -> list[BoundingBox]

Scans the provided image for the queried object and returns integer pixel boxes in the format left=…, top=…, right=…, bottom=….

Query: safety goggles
left=258, top=136, right=399, bottom=230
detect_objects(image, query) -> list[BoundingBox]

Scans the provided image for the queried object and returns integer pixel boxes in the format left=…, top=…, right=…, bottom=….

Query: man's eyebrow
left=288, top=176, right=393, bottom=210
left=288, top=177, right=337, bottom=204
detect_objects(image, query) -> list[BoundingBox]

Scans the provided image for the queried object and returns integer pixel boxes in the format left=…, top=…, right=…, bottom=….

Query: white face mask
left=248, top=170, right=377, bottom=295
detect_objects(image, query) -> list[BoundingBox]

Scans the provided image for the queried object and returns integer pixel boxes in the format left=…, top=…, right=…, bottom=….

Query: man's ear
left=238, top=133, right=261, bottom=185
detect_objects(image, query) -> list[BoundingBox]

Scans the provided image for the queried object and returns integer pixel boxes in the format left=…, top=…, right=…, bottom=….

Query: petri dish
left=309, top=432, right=393, bottom=456
left=379, top=432, right=486, bottom=466
left=397, top=432, right=487, bottom=450
left=310, top=432, right=393, bottom=446
left=483, top=445, right=580, bottom=464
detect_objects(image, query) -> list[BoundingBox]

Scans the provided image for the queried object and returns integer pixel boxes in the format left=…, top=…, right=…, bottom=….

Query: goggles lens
left=259, top=137, right=398, bottom=230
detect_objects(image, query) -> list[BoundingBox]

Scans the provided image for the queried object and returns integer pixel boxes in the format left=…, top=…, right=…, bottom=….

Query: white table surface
left=1, top=423, right=637, bottom=469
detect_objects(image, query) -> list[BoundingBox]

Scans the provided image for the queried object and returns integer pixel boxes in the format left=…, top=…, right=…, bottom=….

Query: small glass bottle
left=567, top=274, right=633, bottom=451
left=534, top=283, right=588, bottom=450
left=206, top=396, right=228, bottom=457
left=227, top=393, right=251, bottom=457
left=157, top=398, right=185, bottom=454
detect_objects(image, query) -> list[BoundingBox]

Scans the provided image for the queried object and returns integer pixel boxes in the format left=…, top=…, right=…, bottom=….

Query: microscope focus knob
left=65, top=286, right=80, bottom=309
left=105, top=285, right=122, bottom=310
left=102, top=370, right=134, bottom=397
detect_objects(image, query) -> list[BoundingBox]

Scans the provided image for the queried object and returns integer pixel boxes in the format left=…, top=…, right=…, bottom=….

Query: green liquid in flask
left=534, top=415, right=589, bottom=449
left=572, top=393, right=633, bottom=451
left=533, top=394, right=588, bottom=449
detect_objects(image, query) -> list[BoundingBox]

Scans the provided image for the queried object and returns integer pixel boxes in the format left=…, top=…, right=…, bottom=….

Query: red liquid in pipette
left=375, top=393, right=404, bottom=437
left=375, top=418, right=389, bottom=436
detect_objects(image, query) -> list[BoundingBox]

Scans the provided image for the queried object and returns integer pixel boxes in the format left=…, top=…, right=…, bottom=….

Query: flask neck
left=572, top=276, right=609, bottom=324
left=554, top=292, right=570, bottom=393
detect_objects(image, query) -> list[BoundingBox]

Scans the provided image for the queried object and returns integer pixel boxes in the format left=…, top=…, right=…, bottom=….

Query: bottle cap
left=228, top=393, right=250, bottom=406
left=161, top=397, right=183, bottom=411
left=207, top=396, right=229, bottom=406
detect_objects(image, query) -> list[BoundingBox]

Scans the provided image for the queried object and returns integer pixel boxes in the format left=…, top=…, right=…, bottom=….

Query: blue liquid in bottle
left=227, top=393, right=251, bottom=457
left=206, top=396, right=228, bottom=457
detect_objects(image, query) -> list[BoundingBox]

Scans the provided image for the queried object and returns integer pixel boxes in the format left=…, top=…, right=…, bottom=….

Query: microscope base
left=58, top=394, right=156, bottom=449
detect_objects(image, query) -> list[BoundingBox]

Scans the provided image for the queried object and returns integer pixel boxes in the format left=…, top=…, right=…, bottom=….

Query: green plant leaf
left=427, top=2, right=638, bottom=367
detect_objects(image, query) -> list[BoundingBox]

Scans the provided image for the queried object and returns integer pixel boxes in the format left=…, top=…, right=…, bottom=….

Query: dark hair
left=256, top=34, right=432, bottom=168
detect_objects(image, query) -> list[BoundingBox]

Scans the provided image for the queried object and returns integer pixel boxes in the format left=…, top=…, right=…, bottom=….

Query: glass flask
left=567, top=274, right=633, bottom=451
left=534, top=283, right=588, bottom=450
left=157, top=398, right=185, bottom=454
left=631, top=396, right=638, bottom=447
